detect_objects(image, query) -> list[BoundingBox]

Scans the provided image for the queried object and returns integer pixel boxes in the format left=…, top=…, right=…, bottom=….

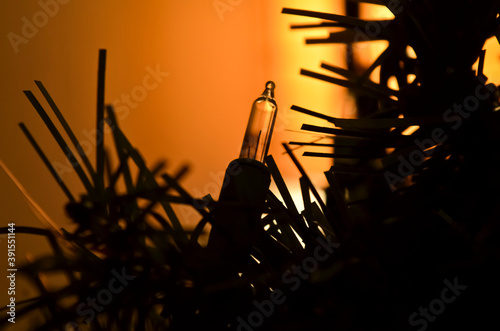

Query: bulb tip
left=265, top=81, right=275, bottom=90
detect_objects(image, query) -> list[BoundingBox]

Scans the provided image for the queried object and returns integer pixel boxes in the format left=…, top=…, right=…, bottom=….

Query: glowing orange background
left=1, top=2, right=500, bottom=328
left=0, top=1, right=347, bottom=234
left=0, top=3, right=345, bottom=325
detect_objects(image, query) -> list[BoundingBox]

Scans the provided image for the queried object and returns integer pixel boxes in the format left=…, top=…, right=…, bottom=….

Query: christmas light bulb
left=239, top=81, right=277, bottom=162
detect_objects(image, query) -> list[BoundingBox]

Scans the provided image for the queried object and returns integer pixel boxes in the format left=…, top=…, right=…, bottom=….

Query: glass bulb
left=239, top=81, right=278, bottom=162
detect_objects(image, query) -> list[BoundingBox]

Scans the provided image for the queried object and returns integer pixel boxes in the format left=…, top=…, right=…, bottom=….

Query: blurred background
left=1, top=1, right=499, bottom=328
left=0, top=0, right=351, bottom=249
